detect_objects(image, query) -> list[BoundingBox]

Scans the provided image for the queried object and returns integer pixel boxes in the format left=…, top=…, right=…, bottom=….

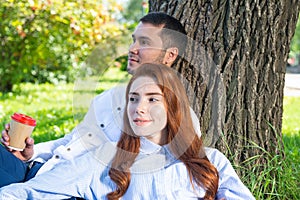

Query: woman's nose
left=135, top=101, right=146, bottom=114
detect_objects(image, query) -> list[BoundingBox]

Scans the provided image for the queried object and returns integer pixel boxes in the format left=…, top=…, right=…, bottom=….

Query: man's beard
left=153, top=50, right=166, bottom=65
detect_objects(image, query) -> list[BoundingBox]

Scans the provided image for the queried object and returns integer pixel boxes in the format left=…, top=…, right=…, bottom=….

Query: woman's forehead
left=129, top=76, right=161, bottom=94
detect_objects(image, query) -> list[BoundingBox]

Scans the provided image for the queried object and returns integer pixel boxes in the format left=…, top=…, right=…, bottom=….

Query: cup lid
left=11, top=113, right=36, bottom=126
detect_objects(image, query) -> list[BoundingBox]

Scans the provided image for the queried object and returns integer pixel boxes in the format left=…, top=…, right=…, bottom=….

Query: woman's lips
left=133, top=118, right=151, bottom=126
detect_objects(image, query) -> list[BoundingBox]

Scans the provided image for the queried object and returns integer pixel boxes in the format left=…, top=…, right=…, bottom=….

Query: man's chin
left=127, top=65, right=139, bottom=75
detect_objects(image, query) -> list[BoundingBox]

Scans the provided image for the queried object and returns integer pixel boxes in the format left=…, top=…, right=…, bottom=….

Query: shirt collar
left=139, top=137, right=176, bottom=162
left=139, top=137, right=162, bottom=155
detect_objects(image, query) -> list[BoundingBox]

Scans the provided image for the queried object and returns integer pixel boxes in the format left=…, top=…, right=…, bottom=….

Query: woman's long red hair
left=107, top=63, right=219, bottom=200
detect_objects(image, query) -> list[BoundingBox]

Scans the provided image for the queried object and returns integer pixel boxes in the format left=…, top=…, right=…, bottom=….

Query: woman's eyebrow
left=144, top=92, right=163, bottom=96
left=128, top=92, right=163, bottom=96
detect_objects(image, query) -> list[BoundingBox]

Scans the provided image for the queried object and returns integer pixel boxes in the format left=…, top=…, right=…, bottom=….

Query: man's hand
left=1, top=123, right=35, bottom=161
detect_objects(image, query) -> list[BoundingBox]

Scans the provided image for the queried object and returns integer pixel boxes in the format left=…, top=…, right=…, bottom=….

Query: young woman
left=107, top=63, right=219, bottom=199
left=0, top=63, right=254, bottom=199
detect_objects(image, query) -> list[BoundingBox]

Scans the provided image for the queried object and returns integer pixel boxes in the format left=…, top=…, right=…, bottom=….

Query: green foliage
left=289, top=13, right=300, bottom=66
left=0, top=0, right=129, bottom=92
left=115, top=54, right=128, bottom=71
left=121, top=0, right=148, bottom=25
left=290, top=13, right=300, bottom=53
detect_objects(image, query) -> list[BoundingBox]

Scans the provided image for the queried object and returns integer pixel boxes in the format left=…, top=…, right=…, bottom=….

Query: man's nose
left=129, top=42, right=138, bottom=54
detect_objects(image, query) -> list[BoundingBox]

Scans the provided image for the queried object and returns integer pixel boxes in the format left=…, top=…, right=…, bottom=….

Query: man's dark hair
left=140, top=12, right=187, bottom=62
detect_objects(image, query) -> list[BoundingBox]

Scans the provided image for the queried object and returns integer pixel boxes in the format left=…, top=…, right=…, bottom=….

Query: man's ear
left=164, top=47, right=179, bottom=67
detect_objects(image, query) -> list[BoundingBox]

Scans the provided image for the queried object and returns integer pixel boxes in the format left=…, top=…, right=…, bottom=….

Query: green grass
left=0, top=68, right=299, bottom=199
left=282, top=96, right=300, bottom=182
left=235, top=96, right=300, bottom=199
left=282, top=97, right=300, bottom=136
left=0, top=66, right=128, bottom=143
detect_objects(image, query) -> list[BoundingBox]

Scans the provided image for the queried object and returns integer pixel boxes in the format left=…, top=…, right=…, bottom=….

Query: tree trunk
left=149, top=0, right=300, bottom=173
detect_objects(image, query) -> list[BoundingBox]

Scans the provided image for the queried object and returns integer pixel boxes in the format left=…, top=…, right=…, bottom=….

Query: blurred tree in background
left=0, top=0, right=128, bottom=92
left=121, top=0, right=147, bottom=25
left=289, top=13, right=300, bottom=67
left=290, top=14, right=300, bottom=53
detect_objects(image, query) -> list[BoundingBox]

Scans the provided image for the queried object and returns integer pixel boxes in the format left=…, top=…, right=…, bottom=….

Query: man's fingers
left=5, top=123, right=10, bottom=131
left=2, top=123, right=10, bottom=143
left=2, top=131, right=9, bottom=141
left=25, top=137, right=34, bottom=146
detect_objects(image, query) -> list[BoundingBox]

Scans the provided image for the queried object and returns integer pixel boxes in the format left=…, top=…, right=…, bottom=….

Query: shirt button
left=55, top=155, right=60, bottom=159
left=88, top=133, right=92, bottom=137
left=117, top=107, right=121, bottom=111
left=67, top=148, right=71, bottom=151
left=100, top=124, right=105, bottom=128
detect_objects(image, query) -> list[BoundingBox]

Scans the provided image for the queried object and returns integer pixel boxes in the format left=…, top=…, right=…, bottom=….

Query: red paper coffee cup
left=11, top=113, right=36, bottom=126
left=8, top=113, right=36, bottom=151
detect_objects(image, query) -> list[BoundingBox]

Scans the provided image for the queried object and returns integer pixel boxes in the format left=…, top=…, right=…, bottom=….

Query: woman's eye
left=149, top=98, right=158, bottom=102
left=129, top=96, right=140, bottom=102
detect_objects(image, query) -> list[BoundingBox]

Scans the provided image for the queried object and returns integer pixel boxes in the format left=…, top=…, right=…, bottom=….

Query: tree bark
left=149, top=0, right=300, bottom=173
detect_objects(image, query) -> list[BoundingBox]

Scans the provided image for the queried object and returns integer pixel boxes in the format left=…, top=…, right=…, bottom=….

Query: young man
left=1, top=12, right=254, bottom=199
